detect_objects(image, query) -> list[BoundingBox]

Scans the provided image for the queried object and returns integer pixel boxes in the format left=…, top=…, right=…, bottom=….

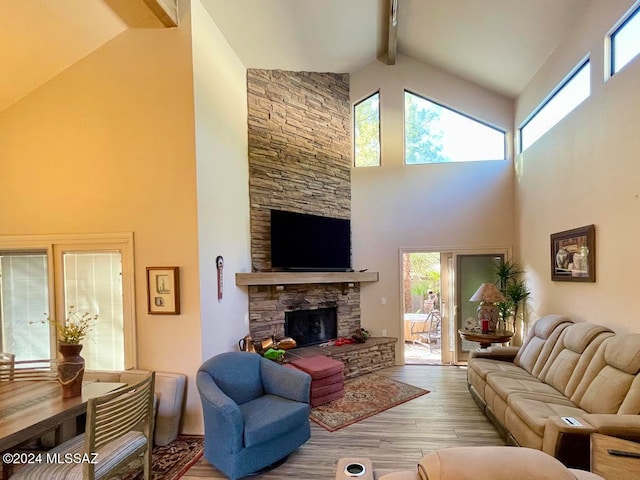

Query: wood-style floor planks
left=181, top=365, right=505, bottom=479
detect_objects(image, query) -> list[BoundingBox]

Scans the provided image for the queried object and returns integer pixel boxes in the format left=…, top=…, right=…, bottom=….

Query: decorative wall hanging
left=216, top=256, right=224, bottom=302
left=147, top=266, right=181, bottom=314
left=550, top=225, right=595, bottom=282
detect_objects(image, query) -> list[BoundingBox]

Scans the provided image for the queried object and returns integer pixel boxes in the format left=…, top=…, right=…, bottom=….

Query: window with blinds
left=0, top=233, right=135, bottom=369
left=63, top=252, right=124, bottom=370
left=0, top=251, right=51, bottom=361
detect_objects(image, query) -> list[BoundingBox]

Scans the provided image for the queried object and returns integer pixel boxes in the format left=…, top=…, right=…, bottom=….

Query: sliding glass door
left=453, top=252, right=505, bottom=363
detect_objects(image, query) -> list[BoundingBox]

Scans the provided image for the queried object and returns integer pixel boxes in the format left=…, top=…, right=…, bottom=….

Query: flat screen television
left=270, top=209, right=351, bottom=272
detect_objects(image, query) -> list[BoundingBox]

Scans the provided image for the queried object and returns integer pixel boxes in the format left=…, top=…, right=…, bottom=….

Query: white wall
left=191, top=0, right=251, bottom=363
left=515, top=0, right=640, bottom=332
left=351, top=56, right=515, bottom=361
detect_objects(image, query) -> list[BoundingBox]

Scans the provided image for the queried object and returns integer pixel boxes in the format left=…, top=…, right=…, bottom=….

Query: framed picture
left=550, top=225, right=595, bottom=282
left=147, top=267, right=181, bottom=314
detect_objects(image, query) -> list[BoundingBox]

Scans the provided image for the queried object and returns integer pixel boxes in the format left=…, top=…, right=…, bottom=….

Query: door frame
left=398, top=246, right=511, bottom=365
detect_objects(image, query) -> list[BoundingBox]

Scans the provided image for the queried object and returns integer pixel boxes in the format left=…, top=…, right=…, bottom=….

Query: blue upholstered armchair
left=197, top=352, right=312, bottom=480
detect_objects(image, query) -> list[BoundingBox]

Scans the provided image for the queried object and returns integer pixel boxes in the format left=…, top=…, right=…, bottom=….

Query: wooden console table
left=458, top=329, right=513, bottom=350
left=591, top=433, right=640, bottom=480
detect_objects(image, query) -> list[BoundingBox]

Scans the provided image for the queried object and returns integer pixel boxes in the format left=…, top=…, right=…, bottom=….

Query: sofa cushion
left=514, top=315, right=572, bottom=376
left=605, top=333, right=640, bottom=375
left=540, top=324, right=612, bottom=398
left=13, top=431, right=147, bottom=480
left=563, top=323, right=612, bottom=353
left=571, top=335, right=640, bottom=414
left=508, top=396, right=586, bottom=437
left=469, top=358, right=531, bottom=381
left=487, top=374, right=565, bottom=403
left=579, top=365, right=635, bottom=414
left=417, top=446, right=583, bottom=480
left=239, top=394, right=309, bottom=448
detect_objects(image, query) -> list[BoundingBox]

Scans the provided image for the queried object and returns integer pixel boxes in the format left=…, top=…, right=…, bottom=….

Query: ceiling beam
left=143, top=0, right=178, bottom=27
left=385, top=0, right=398, bottom=65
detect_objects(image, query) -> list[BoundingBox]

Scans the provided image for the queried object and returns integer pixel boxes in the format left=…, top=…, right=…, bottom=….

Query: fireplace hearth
left=285, top=307, right=337, bottom=347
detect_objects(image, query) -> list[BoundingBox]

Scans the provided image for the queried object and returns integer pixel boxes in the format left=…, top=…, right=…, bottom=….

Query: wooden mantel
left=235, top=271, right=379, bottom=286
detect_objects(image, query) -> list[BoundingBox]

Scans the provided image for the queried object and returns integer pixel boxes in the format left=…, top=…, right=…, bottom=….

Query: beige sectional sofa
left=467, top=315, right=640, bottom=469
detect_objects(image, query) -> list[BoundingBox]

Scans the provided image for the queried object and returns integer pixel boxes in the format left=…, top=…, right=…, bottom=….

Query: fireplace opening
left=284, top=307, right=337, bottom=347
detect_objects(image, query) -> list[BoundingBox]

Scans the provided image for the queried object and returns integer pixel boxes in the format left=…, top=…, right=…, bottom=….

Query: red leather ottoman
left=289, top=355, right=344, bottom=407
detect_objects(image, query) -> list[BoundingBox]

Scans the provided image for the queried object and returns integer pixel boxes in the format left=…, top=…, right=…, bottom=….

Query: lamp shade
left=469, top=283, right=506, bottom=303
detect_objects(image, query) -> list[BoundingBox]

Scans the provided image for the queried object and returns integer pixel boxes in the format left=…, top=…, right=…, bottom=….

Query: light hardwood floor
left=182, top=365, right=505, bottom=479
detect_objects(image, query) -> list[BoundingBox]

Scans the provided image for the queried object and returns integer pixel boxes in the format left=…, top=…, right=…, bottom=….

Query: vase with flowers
left=39, top=307, right=98, bottom=398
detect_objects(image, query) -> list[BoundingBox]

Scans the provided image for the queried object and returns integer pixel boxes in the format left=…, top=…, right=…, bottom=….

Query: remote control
left=561, top=416, right=582, bottom=426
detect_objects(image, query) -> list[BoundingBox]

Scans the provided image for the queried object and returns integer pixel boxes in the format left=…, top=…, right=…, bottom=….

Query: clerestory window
left=404, top=90, right=505, bottom=164
left=520, top=60, right=590, bottom=151
left=610, top=3, right=640, bottom=76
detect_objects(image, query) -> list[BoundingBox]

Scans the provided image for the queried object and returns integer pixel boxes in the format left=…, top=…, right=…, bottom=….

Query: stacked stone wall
left=246, top=69, right=351, bottom=271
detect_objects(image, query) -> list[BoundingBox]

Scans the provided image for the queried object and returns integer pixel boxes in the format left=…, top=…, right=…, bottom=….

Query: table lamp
left=469, top=283, right=506, bottom=333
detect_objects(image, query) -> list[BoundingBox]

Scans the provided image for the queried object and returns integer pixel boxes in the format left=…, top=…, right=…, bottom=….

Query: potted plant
left=493, top=259, right=531, bottom=335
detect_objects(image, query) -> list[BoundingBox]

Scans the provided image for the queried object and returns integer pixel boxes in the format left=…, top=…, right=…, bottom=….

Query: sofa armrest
left=261, top=358, right=311, bottom=404
left=542, top=416, right=596, bottom=470
left=196, top=371, right=244, bottom=454
left=543, top=416, right=596, bottom=456
left=469, top=346, right=520, bottom=362
left=582, top=414, right=640, bottom=442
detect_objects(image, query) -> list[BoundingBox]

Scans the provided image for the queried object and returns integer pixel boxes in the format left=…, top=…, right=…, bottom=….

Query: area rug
left=310, top=373, right=429, bottom=432
left=114, top=435, right=204, bottom=480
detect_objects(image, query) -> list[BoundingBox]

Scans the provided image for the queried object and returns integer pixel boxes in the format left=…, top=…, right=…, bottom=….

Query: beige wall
left=350, top=56, right=515, bottom=362
left=515, top=0, right=640, bottom=333
left=0, top=1, right=204, bottom=433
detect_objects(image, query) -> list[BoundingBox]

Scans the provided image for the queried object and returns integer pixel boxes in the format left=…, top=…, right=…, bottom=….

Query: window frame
left=403, top=89, right=507, bottom=165
left=353, top=90, right=381, bottom=167
left=607, top=1, right=640, bottom=78
left=0, top=232, right=136, bottom=368
left=519, top=58, right=591, bottom=152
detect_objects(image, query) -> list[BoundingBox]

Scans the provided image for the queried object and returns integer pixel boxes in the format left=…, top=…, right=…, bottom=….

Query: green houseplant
left=493, top=259, right=531, bottom=334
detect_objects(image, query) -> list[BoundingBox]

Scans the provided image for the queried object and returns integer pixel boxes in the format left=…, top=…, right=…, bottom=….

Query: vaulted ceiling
left=0, top=0, right=590, bottom=112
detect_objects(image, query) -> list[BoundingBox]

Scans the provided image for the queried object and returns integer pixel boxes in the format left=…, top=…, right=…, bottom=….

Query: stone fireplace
left=247, top=282, right=360, bottom=342
left=241, top=69, right=396, bottom=377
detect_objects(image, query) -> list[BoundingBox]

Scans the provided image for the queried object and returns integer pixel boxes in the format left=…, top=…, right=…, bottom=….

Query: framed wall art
left=550, top=225, right=595, bottom=282
left=147, top=266, right=181, bottom=314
